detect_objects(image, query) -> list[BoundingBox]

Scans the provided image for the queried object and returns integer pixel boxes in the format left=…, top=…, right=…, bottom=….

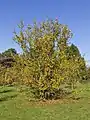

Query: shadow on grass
left=0, top=89, right=14, bottom=93
left=0, top=94, right=18, bottom=102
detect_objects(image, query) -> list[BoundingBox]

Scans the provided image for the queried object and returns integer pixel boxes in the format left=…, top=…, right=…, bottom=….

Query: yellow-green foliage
left=0, top=19, right=86, bottom=99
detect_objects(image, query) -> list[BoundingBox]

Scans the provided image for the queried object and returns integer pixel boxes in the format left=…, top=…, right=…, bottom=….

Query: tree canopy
left=1, top=48, right=17, bottom=57
left=0, top=19, right=87, bottom=99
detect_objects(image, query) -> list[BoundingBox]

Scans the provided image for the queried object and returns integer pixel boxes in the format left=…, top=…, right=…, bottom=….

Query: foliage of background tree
left=0, top=48, right=17, bottom=68
left=66, top=44, right=87, bottom=82
left=1, top=48, right=17, bottom=57
left=86, top=67, right=90, bottom=81
left=0, top=48, right=17, bottom=84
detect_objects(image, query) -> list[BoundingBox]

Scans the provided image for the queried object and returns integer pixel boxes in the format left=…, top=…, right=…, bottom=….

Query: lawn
left=0, top=83, right=90, bottom=120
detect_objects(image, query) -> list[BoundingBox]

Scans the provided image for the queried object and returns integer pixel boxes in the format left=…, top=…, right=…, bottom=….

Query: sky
left=0, top=0, right=90, bottom=64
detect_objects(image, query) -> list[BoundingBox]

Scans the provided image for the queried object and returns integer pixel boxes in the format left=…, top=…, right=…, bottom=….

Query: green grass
left=0, top=83, right=90, bottom=120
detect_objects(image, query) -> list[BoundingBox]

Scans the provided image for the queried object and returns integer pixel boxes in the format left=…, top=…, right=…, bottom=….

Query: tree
left=2, top=48, right=17, bottom=57
left=66, top=44, right=81, bottom=59
left=66, top=44, right=87, bottom=82
left=13, top=19, right=85, bottom=99
left=0, top=48, right=17, bottom=68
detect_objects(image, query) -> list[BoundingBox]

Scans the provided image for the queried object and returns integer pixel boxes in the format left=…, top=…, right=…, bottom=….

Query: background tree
left=66, top=44, right=87, bottom=82
left=2, top=48, right=17, bottom=57
left=0, top=48, right=17, bottom=68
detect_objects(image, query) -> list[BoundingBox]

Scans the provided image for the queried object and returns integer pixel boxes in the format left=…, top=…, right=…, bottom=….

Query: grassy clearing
left=0, top=83, right=90, bottom=120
